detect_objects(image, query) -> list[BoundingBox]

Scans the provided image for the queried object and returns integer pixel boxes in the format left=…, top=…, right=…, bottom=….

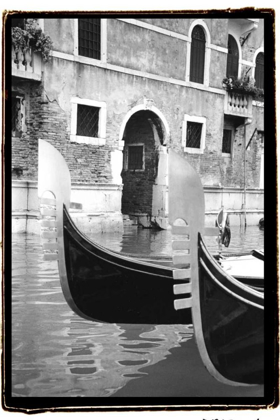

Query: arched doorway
left=121, top=109, right=168, bottom=228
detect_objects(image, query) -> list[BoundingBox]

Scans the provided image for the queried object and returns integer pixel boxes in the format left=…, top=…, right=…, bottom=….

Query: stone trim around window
left=73, top=18, right=107, bottom=63
left=182, top=114, right=206, bottom=154
left=185, top=19, right=211, bottom=87
left=70, top=97, right=106, bottom=145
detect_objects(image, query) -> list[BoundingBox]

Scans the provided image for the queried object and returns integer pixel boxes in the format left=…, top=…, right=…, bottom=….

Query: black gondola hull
left=63, top=207, right=191, bottom=324
left=192, top=233, right=264, bottom=385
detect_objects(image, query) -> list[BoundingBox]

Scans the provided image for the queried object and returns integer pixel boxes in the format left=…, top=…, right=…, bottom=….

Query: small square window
left=70, top=98, right=106, bottom=145
left=77, top=104, right=99, bottom=138
left=127, top=145, right=144, bottom=170
left=182, top=115, right=206, bottom=154
left=186, top=121, right=203, bottom=148
left=222, top=129, right=232, bottom=154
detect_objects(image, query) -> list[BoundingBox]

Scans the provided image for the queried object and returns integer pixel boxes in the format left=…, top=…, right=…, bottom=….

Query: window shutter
left=255, top=53, right=264, bottom=89
left=226, top=35, right=239, bottom=78
left=190, top=26, right=206, bottom=84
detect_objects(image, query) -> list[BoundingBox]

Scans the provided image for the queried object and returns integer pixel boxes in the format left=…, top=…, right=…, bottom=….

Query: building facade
left=11, top=16, right=265, bottom=233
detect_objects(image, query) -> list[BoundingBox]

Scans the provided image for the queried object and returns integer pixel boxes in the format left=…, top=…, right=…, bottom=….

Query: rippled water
left=11, top=225, right=264, bottom=399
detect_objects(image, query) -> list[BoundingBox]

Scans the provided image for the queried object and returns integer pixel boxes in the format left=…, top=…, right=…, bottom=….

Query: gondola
left=38, top=140, right=193, bottom=324
left=38, top=140, right=263, bottom=327
left=167, top=150, right=264, bottom=386
left=190, top=233, right=264, bottom=385
left=39, top=140, right=264, bottom=385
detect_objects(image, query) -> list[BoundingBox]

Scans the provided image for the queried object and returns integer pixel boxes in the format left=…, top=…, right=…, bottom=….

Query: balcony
left=224, top=91, right=253, bottom=119
left=12, top=45, right=42, bottom=81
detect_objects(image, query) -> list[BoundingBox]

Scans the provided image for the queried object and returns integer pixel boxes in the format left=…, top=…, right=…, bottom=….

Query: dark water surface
left=11, top=225, right=264, bottom=399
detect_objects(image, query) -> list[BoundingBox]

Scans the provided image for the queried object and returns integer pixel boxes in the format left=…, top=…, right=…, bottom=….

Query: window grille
left=190, top=25, right=206, bottom=84
left=77, top=104, right=99, bottom=138
left=222, top=129, right=232, bottom=154
left=186, top=122, right=202, bottom=148
left=226, top=35, right=239, bottom=78
left=78, top=18, right=101, bottom=59
left=128, top=146, right=144, bottom=170
left=255, top=52, right=264, bottom=89
left=12, top=97, right=22, bottom=137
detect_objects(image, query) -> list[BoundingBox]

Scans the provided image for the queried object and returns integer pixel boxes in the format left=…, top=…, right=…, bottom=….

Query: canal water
left=11, top=225, right=264, bottom=399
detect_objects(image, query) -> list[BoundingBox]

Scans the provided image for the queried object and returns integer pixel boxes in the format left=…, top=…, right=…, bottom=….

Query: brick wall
left=12, top=81, right=112, bottom=184
left=121, top=110, right=162, bottom=215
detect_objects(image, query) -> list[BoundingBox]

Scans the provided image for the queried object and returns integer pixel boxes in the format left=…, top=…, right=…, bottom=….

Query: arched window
left=226, top=35, right=239, bottom=79
left=190, top=26, right=206, bottom=84
left=255, top=52, right=264, bottom=89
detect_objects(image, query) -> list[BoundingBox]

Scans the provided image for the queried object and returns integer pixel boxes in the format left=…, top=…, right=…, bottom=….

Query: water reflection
left=11, top=225, right=264, bottom=398
left=90, top=224, right=264, bottom=256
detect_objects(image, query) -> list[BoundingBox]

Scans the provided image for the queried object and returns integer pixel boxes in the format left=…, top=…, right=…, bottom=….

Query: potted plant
left=222, top=76, right=264, bottom=100
left=12, top=18, right=53, bottom=62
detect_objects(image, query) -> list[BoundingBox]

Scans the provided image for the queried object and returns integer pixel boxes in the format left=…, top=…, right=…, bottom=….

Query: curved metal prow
left=168, top=150, right=256, bottom=386
left=38, top=139, right=71, bottom=211
left=38, top=139, right=85, bottom=318
left=168, top=149, right=205, bottom=312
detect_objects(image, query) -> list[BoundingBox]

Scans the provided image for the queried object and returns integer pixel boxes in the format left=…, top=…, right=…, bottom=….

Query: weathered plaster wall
left=44, top=19, right=75, bottom=54
left=31, top=54, right=263, bottom=191
left=107, top=20, right=187, bottom=80
left=241, top=19, right=264, bottom=64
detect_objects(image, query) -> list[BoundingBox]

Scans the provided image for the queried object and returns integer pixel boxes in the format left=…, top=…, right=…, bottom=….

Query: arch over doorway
left=119, top=106, right=169, bottom=227
left=118, top=103, right=170, bottom=150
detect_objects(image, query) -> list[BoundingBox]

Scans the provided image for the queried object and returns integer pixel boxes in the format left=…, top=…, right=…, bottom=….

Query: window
left=12, top=95, right=24, bottom=137
left=255, top=52, right=264, bottom=89
left=186, top=122, right=203, bottom=148
left=222, top=129, right=232, bottom=154
left=70, top=98, right=106, bottom=145
left=226, top=35, right=239, bottom=78
left=182, top=115, right=206, bottom=154
left=78, top=18, right=101, bottom=59
left=77, top=104, right=99, bottom=138
left=190, top=25, right=206, bottom=84
left=124, top=144, right=145, bottom=171
left=128, top=145, right=144, bottom=170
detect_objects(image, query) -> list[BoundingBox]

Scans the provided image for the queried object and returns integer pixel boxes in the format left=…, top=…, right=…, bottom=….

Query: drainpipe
left=242, top=118, right=253, bottom=228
